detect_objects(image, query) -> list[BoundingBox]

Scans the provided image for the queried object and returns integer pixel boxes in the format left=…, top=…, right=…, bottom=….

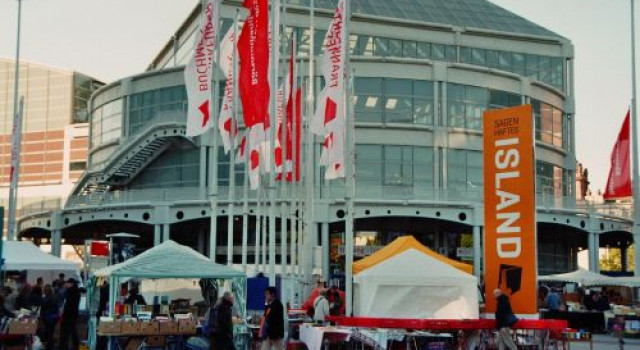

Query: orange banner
left=483, top=105, right=537, bottom=316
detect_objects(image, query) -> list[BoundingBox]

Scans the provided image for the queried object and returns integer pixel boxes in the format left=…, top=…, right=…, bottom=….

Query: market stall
left=87, top=240, right=247, bottom=350
left=354, top=248, right=479, bottom=319
left=3, top=240, right=81, bottom=284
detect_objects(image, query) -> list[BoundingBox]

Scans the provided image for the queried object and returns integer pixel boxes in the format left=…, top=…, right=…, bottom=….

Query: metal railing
left=19, top=185, right=635, bottom=222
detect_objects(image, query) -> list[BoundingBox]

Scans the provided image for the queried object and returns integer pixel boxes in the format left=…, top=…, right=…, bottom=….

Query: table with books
left=97, top=317, right=199, bottom=350
left=0, top=318, right=38, bottom=350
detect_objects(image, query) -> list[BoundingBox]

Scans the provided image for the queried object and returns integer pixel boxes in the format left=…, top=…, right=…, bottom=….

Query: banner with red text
left=219, top=28, right=238, bottom=153
left=311, top=0, right=346, bottom=137
left=483, top=105, right=537, bottom=316
left=185, top=0, right=218, bottom=137
left=604, top=110, right=632, bottom=199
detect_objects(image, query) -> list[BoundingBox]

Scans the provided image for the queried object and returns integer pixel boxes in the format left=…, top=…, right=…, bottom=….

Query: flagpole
left=280, top=0, right=289, bottom=297
left=254, top=179, right=262, bottom=272
left=268, top=0, right=281, bottom=286
left=227, top=11, right=240, bottom=267
left=343, top=0, right=355, bottom=316
left=631, top=0, right=640, bottom=277
left=290, top=31, right=298, bottom=292
left=303, top=0, right=316, bottom=291
left=209, top=0, right=222, bottom=262
left=6, top=0, right=23, bottom=242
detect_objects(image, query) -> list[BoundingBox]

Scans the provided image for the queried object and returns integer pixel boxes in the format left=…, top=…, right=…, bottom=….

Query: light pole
left=630, top=0, right=640, bottom=277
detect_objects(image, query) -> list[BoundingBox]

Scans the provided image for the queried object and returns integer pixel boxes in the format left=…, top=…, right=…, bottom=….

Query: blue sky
left=0, top=0, right=635, bottom=193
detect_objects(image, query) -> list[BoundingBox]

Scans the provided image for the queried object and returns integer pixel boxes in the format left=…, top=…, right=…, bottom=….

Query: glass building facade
left=18, top=0, right=629, bottom=277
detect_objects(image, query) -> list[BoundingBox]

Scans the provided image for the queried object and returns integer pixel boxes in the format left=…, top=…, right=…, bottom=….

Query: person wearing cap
left=494, top=289, right=518, bottom=350
left=313, top=289, right=330, bottom=323
left=327, top=286, right=342, bottom=316
left=59, top=278, right=81, bottom=350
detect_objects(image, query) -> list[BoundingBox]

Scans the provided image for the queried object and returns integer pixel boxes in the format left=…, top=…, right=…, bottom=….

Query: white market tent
left=538, top=268, right=618, bottom=286
left=354, top=248, right=479, bottom=319
left=93, top=240, right=244, bottom=279
left=3, top=240, right=81, bottom=284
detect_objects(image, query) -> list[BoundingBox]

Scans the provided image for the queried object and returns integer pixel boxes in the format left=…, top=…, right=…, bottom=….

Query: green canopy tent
left=88, top=240, right=246, bottom=349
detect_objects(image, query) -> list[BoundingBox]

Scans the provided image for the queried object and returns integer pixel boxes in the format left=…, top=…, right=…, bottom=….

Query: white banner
left=185, top=0, right=218, bottom=137
left=218, top=27, right=237, bottom=153
left=311, top=0, right=346, bottom=136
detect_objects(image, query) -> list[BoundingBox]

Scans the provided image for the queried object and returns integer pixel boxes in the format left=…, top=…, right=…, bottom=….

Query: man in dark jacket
left=260, top=287, right=284, bottom=350
left=59, top=279, right=81, bottom=350
left=494, top=289, right=517, bottom=350
left=212, top=292, right=235, bottom=350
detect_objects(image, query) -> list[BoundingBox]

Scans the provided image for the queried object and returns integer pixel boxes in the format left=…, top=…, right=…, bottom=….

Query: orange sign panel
left=483, top=105, right=537, bottom=315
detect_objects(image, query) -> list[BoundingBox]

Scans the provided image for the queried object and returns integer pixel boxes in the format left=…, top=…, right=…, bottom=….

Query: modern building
left=1, top=58, right=103, bottom=239
left=18, top=0, right=636, bottom=279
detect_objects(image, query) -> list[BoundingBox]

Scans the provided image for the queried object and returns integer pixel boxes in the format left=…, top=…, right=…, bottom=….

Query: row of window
left=90, top=99, right=123, bottom=150
left=129, top=86, right=187, bottom=135
left=161, top=24, right=565, bottom=91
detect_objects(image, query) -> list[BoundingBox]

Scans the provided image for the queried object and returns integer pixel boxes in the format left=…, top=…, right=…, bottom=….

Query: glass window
left=498, top=51, right=512, bottom=71
left=447, top=84, right=466, bottom=128
left=385, top=79, right=413, bottom=124
left=354, top=35, right=374, bottom=56
left=460, top=47, right=472, bottom=64
left=416, top=42, right=431, bottom=59
left=539, top=56, right=551, bottom=86
left=526, top=54, right=539, bottom=81
left=540, top=103, right=554, bottom=144
left=413, top=81, right=434, bottom=125
left=402, top=40, right=417, bottom=58
left=355, top=78, right=383, bottom=123
left=471, top=48, right=486, bottom=66
left=486, top=50, right=500, bottom=69
left=552, top=108, right=563, bottom=147
left=551, top=57, right=564, bottom=90
left=445, top=45, right=457, bottom=62
left=373, top=37, right=389, bottom=56
left=388, top=39, right=403, bottom=57
left=465, top=86, right=488, bottom=131
left=512, top=52, right=526, bottom=77
left=431, top=44, right=445, bottom=60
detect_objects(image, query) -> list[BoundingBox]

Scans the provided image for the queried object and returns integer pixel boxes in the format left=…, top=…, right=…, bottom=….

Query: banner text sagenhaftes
left=483, top=104, right=537, bottom=316
left=603, top=110, right=632, bottom=199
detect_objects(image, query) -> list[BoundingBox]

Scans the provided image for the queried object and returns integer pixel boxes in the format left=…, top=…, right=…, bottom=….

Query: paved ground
left=562, top=334, right=640, bottom=349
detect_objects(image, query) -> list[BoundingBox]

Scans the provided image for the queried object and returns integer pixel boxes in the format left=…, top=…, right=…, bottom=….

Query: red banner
left=604, top=110, right=632, bottom=199
left=238, top=0, right=270, bottom=129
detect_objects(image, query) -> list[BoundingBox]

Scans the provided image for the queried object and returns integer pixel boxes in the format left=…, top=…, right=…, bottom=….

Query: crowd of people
left=0, top=273, right=82, bottom=350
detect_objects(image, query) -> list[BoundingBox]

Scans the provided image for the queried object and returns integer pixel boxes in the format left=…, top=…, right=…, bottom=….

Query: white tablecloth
left=299, top=324, right=351, bottom=350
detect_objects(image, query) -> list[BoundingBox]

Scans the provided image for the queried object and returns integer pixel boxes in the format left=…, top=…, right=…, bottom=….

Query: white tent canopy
left=538, top=269, right=618, bottom=286
left=354, top=248, right=479, bottom=319
left=3, top=241, right=81, bottom=284
left=93, top=240, right=244, bottom=279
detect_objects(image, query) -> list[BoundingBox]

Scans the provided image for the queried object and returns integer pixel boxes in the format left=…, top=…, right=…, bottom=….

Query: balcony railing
left=18, top=185, right=634, bottom=222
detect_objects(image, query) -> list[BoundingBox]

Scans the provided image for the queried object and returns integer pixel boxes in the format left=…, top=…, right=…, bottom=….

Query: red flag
left=604, top=110, right=632, bottom=199
left=238, top=0, right=270, bottom=129
left=91, top=241, right=109, bottom=257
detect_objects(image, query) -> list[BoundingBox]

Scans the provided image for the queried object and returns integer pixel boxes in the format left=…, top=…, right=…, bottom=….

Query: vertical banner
left=184, top=0, right=218, bottom=137
left=483, top=104, right=537, bottom=316
left=603, top=110, right=632, bottom=199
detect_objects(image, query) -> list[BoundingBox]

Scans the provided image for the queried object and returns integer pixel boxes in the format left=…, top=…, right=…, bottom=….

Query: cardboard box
left=8, top=319, right=38, bottom=335
left=98, top=321, right=122, bottom=334
left=159, top=321, right=179, bottom=333
left=139, top=321, right=159, bottom=334
left=178, top=319, right=197, bottom=333
left=145, top=335, right=165, bottom=347
left=121, top=320, right=140, bottom=334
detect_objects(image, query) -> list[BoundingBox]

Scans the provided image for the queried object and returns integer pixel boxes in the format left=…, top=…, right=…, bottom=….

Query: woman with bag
left=494, top=289, right=518, bottom=350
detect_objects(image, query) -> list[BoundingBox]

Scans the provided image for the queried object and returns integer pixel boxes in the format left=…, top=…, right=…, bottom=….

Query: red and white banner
left=219, top=28, right=238, bottom=153
left=311, top=0, right=346, bottom=137
left=91, top=241, right=109, bottom=257
left=604, top=110, right=632, bottom=199
left=185, top=0, right=218, bottom=137
left=320, top=131, right=345, bottom=180
left=238, top=0, right=270, bottom=130
left=236, top=132, right=247, bottom=164
left=275, top=48, right=303, bottom=182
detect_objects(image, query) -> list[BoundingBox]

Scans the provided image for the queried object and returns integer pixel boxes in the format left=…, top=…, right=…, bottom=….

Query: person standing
left=313, top=290, right=330, bottom=323
left=546, top=288, right=561, bottom=311
left=59, top=279, right=81, bottom=350
left=212, top=292, right=235, bottom=350
left=327, top=286, right=342, bottom=316
left=494, top=289, right=518, bottom=350
left=260, top=287, right=284, bottom=350
left=41, top=285, right=59, bottom=350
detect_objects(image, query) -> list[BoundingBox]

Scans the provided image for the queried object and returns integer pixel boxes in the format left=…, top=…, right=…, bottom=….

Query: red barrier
left=326, top=316, right=568, bottom=332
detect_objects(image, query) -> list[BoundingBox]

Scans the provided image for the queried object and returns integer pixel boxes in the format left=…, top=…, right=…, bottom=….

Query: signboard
left=483, top=104, right=537, bottom=316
